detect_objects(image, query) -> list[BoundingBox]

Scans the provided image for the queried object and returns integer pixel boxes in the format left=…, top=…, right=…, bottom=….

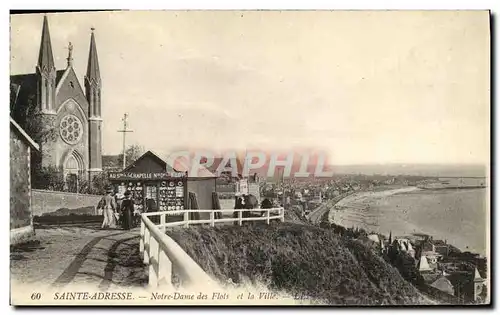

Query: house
left=472, top=268, right=487, bottom=302
left=394, top=238, right=416, bottom=258
left=417, top=240, right=442, bottom=270
left=430, top=275, right=455, bottom=296
left=10, top=117, right=40, bottom=245
left=417, top=255, right=433, bottom=273
left=167, top=154, right=217, bottom=212
left=432, top=239, right=451, bottom=258
left=367, top=234, right=380, bottom=244
left=108, top=151, right=217, bottom=216
left=207, top=156, right=261, bottom=207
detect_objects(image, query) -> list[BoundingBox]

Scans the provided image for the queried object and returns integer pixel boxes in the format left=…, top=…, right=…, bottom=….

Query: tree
left=91, top=170, right=111, bottom=195
left=14, top=93, right=57, bottom=146
left=118, top=144, right=145, bottom=168
left=14, top=92, right=60, bottom=191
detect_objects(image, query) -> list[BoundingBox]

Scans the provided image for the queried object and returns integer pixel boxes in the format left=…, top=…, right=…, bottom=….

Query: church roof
left=86, top=29, right=101, bottom=83
left=430, top=276, right=454, bottom=293
left=417, top=255, right=432, bottom=272
left=38, top=15, right=55, bottom=72
left=10, top=71, right=66, bottom=113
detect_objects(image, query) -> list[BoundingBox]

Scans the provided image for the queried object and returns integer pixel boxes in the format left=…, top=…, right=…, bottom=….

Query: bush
left=168, top=223, right=427, bottom=305
left=31, top=165, right=65, bottom=191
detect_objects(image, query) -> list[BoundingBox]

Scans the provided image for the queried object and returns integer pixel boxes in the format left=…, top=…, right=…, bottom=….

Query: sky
left=9, top=11, right=490, bottom=165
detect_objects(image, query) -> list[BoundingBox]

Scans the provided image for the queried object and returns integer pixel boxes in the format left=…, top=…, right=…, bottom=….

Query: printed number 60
left=31, top=293, right=41, bottom=300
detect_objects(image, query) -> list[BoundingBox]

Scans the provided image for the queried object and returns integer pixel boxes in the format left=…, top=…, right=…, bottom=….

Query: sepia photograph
left=9, top=10, right=490, bottom=306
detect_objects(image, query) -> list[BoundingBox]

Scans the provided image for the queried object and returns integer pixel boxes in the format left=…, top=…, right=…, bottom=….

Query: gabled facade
left=10, top=15, right=103, bottom=189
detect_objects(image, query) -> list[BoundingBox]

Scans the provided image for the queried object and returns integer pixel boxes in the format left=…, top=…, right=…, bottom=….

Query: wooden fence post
left=158, top=249, right=172, bottom=287
left=266, top=209, right=270, bottom=225
left=144, top=228, right=150, bottom=264
left=149, top=237, right=159, bottom=288
left=210, top=211, right=215, bottom=227
left=140, top=219, right=145, bottom=253
left=238, top=210, right=243, bottom=226
left=184, top=210, right=189, bottom=227
left=280, top=208, right=285, bottom=222
left=160, top=213, right=166, bottom=233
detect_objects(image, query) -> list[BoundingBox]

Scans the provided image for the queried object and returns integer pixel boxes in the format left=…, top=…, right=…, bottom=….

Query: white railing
left=139, top=207, right=285, bottom=288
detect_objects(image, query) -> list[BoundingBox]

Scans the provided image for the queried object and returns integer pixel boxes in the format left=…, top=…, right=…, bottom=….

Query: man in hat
left=99, top=187, right=118, bottom=229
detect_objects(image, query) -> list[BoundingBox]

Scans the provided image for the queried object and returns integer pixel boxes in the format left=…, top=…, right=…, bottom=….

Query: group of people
left=233, top=194, right=276, bottom=222
left=98, top=187, right=137, bottom=230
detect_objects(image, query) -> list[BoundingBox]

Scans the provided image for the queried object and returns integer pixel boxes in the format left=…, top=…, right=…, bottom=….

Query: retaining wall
left=32, top=189, right=102, bottom=216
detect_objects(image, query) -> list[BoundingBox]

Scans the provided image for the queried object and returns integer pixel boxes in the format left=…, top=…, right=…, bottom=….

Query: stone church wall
left=31, top=189, right=102, bottom=216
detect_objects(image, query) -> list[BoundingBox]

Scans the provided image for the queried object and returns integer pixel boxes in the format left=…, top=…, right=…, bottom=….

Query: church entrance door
left=66, top=173, right=78, bottom=193
left=64, top=153, right=82, bottom=193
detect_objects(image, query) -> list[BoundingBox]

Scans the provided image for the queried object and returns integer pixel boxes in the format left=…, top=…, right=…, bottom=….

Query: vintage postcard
left=9, top=10, right=490, bottom=306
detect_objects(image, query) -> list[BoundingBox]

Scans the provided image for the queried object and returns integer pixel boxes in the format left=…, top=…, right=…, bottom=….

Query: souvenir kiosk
left=108, top=151, right=188, bottom=219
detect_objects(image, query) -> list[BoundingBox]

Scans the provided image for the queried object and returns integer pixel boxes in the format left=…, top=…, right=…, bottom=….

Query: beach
left=328, top=186, right=488, bottom=255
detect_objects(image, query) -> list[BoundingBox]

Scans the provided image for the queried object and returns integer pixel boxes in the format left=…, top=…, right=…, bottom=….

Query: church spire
left=85, top=27, right=102, bottom=118
left=86, top=27, right=101, bottom=84
left=85, top=28, right=104, bottom=178
left=37, top=15, right=55, bottom=72
left=36, top=14, right=56, bottom=113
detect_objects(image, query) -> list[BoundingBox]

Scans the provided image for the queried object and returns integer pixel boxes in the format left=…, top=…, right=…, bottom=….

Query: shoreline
left=325, top=186, right=487, bottom=256
left=327, top=186, right=421, bottom=225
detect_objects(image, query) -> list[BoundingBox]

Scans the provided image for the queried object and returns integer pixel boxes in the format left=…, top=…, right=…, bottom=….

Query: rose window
left=60, top=114, right=83, bottom=145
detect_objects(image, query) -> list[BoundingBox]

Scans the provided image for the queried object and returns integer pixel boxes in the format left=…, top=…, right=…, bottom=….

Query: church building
left=10, top=15, right=103, bottom=189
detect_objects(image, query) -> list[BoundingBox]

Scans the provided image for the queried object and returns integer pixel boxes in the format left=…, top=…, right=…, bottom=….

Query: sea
left=332, top=188, right=488, bottom=256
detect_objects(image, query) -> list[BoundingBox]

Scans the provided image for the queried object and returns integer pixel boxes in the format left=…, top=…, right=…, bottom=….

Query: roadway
left=10, top=223, right=147, bottom=303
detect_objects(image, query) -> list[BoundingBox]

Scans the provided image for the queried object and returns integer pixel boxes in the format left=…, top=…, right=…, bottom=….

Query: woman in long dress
left=120, top=190, right=134, bottom=230
left=100, top=188, right=118, bottom=229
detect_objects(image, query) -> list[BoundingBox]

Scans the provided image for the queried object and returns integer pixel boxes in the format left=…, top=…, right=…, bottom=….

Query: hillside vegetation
left=168, top=222, right=430, bottom=305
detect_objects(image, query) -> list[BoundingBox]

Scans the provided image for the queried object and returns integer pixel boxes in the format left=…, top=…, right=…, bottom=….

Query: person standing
left=100, top=187, right=118, bottom=229
left=120, top=190, right=134, bottom=230
left=260, top=198, right=273, bottom=217
left=233, top=194, right=243, bottom=226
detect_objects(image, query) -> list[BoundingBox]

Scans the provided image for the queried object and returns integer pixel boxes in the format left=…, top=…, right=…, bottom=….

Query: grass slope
left=168, top=222, right=428, bottom=305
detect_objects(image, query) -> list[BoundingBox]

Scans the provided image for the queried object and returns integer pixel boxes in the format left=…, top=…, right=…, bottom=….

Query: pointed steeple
left=36, top=14, right=56, bottom=113
left=86, top=27, right=101, bottom=85
left=38, top=15, right=55, bottom=72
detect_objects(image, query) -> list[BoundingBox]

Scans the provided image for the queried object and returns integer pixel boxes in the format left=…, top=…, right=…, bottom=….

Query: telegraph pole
left=117, top=113, right=133, bottom=170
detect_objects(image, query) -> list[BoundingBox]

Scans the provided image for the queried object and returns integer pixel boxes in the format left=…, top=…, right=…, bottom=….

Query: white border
left=3, top=2, right=498, bottom=315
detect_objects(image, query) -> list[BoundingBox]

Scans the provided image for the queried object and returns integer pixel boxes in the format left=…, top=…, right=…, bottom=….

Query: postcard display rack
left=159, top=179, right=186, bottom=211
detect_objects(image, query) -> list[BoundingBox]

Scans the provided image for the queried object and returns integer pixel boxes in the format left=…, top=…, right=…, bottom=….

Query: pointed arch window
left=45, top=79, right=50, bottom=111
left=93, top=90, right=98, bottom=117
left=90, top=89, right=95, bottom=116
left=97, top=90, right=101, bottom=116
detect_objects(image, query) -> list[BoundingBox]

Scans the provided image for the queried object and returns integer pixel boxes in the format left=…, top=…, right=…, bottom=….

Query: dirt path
left=11, top=223, right=148, bottom=292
